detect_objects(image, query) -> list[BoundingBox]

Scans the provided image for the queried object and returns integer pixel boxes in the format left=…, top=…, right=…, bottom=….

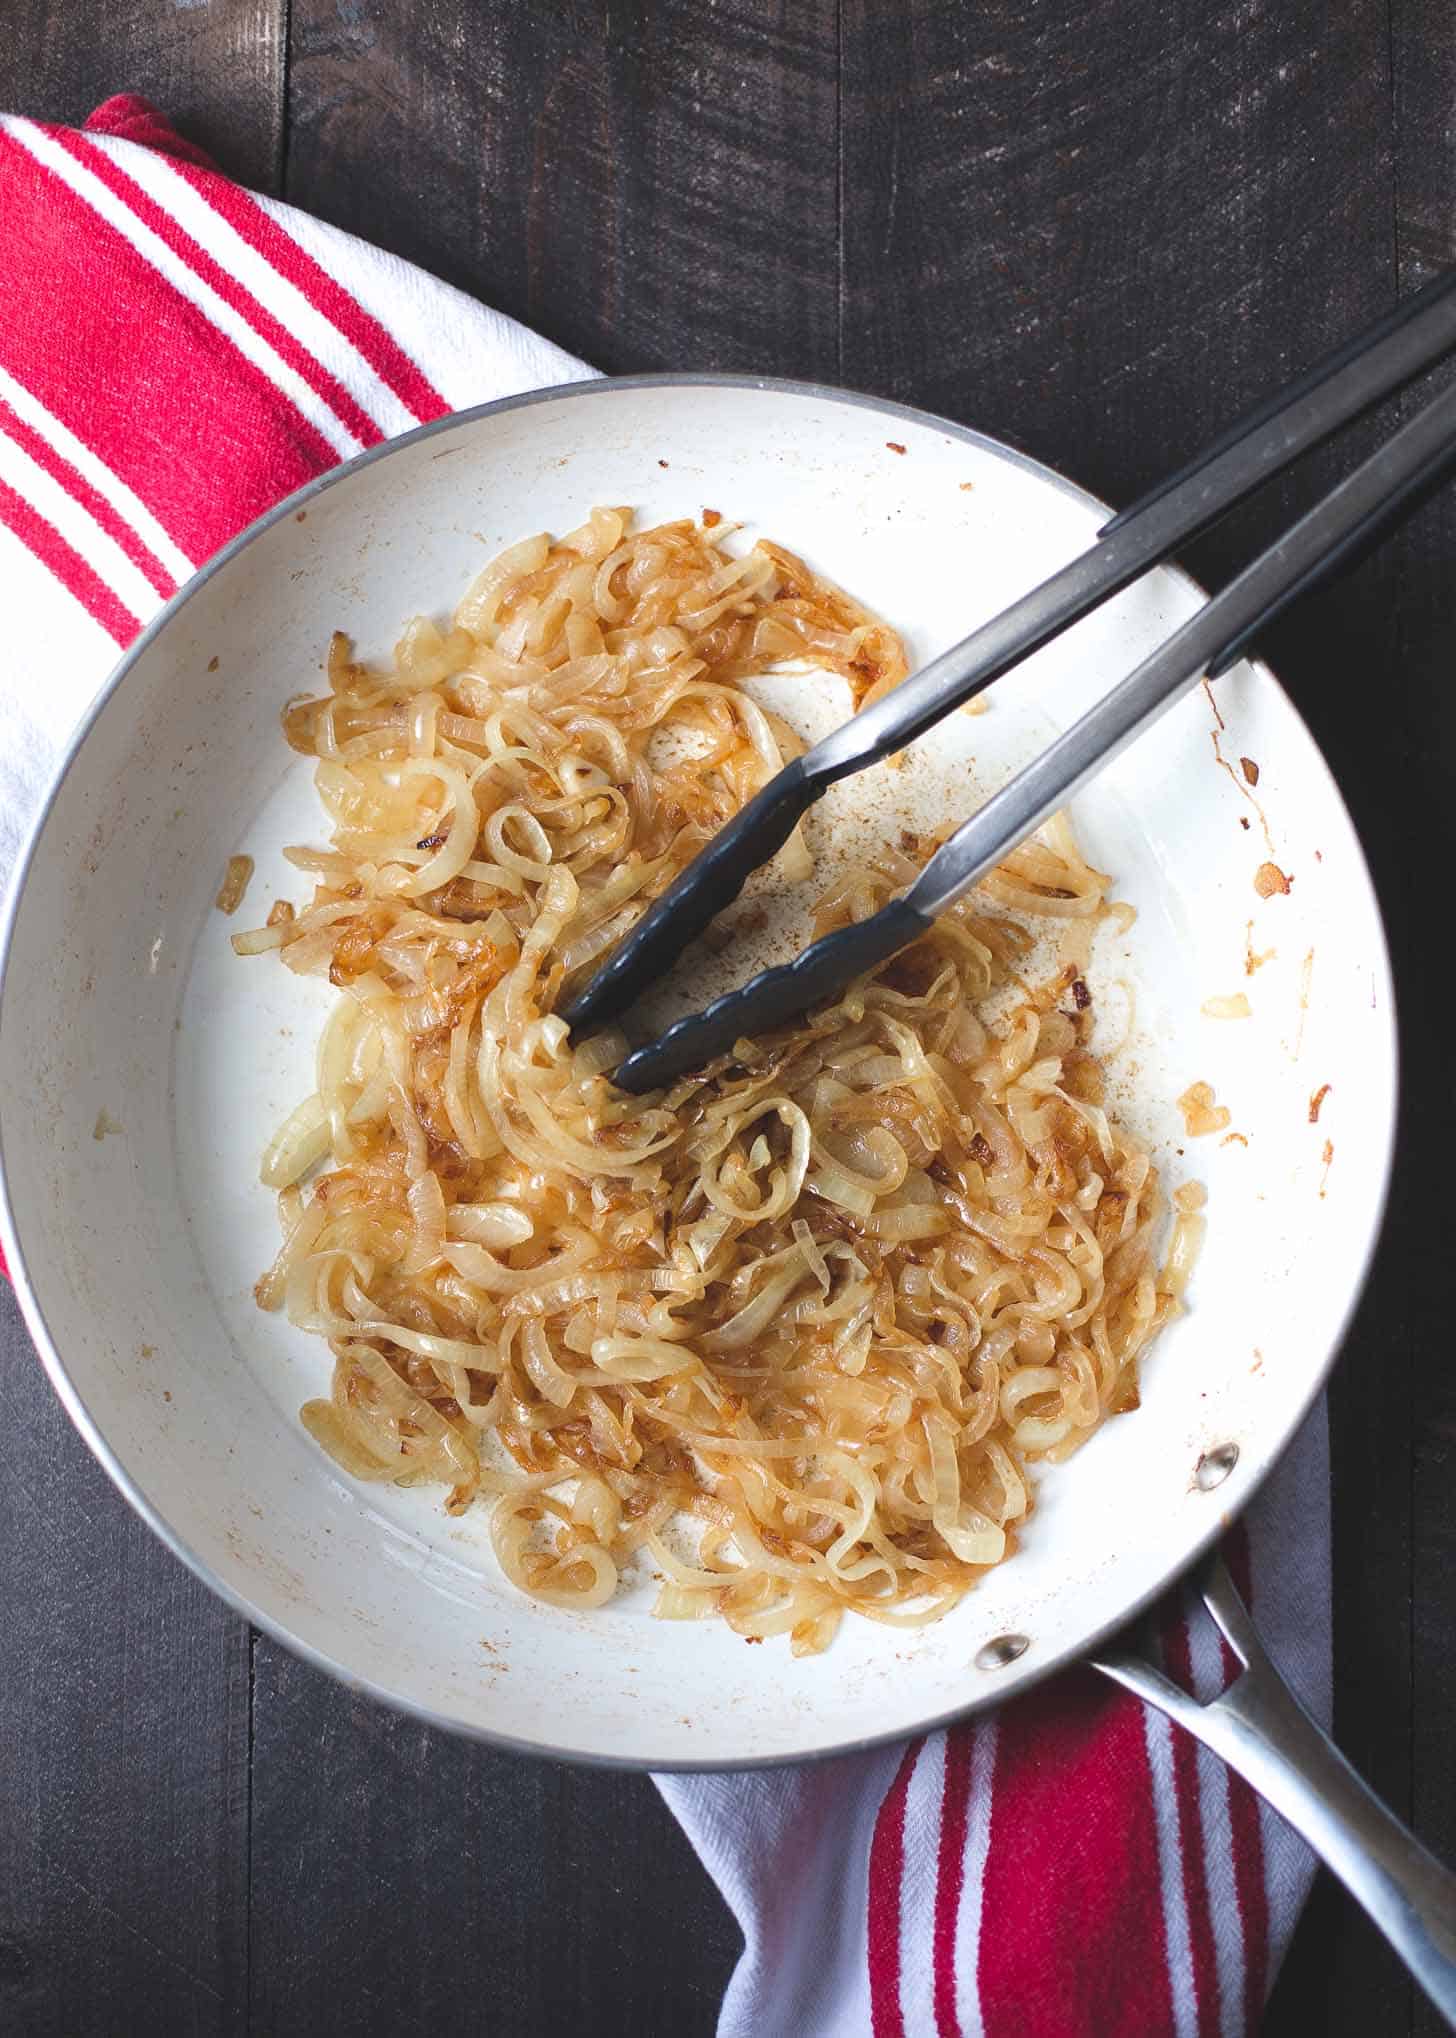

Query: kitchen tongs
left=562, top=274, right=1456, bottom=1092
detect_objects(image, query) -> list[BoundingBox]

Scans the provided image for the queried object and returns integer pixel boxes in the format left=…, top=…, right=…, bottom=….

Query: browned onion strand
left=239, top=509, right=1194, bottom=1654
left=215, top=853, right=254, bottom=915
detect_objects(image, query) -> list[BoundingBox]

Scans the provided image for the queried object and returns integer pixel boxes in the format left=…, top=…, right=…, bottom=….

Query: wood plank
left=837, top=0, right=1393, bottom=497
left=1389, top=9, right=1456, bottom=2036
left=839, top=7, right=1420, bottom=2032
left=247, top=1642, right=736, bottom=2034
left=0, top=1282, right=252, bottom=2036
left=282, top=0, right=840, bottom=376
left=0, top=0, right=287, bottom=193
left=1, top=7, right=275, bottom=2032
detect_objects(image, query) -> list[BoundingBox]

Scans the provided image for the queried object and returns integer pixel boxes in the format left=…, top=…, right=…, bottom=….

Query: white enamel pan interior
left=0, top=376, right=1395, bottom=1768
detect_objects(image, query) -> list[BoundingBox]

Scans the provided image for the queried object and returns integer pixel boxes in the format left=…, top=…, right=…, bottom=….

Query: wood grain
left=1389, top=8, right=1456, bottom=2035
left=282, top=0, right=841, bottom=376
left=0, top=0, right=287, bottom=193
left=838, top=2, right=1393, bottom=493
left=0, top=1284, right=251, bottom=2037
left=247, top=1643, right=736, bottom=2035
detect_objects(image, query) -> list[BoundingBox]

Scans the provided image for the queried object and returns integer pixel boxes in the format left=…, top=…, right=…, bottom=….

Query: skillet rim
left=0, top=370, right=1399, bottom=1770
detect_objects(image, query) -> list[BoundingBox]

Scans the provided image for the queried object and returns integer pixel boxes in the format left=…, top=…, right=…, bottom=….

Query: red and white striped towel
left=0, top=97, right=1331, bottom=2038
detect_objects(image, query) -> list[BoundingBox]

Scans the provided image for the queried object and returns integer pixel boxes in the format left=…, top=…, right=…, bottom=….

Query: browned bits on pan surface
left=1071, top=978, right=1091, bottom=1010
left=886, top=441, right=906, bottom=454
left=1254, top=861, right=1292, bottom=898
left=1240, top=756, right=1260, bottom=786
left=1244, top=922, right=1276, bottom=975
left=1309, top=1083, right=1332, bottom=1125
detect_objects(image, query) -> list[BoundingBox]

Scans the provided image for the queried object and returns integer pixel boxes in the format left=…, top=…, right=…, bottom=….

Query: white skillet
left=10, top=379, right=1451, bottom=2004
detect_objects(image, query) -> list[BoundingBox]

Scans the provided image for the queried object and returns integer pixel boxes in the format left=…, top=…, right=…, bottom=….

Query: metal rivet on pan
left=975, top=1633, right=1030, bottom=1671
left=1196, top=1442, right=1240, bottom=1490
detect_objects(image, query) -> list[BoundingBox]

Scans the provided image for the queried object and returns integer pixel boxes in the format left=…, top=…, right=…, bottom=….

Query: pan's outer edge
left=0, top=371, right=1400, bottom=1771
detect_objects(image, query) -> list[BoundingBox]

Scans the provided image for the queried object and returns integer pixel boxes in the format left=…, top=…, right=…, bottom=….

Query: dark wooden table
left=2, top=6, right=1453, bottom=2032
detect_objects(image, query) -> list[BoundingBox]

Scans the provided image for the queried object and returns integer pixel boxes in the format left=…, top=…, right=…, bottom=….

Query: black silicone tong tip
left=559, top=759, right=819, bottom=1037
left=612, top=895, right=931, bottom=1094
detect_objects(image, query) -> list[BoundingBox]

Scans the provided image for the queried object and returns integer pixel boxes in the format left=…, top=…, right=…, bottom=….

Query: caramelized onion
left=243, top=509, right=1185, bottom=1650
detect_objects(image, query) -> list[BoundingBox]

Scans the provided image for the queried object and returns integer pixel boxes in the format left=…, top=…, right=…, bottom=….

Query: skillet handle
left=1091, top=1557, right=1456, bottom=2030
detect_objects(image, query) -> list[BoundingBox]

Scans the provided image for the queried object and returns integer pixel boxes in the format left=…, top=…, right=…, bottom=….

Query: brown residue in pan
left=719, top=905, right=768, bottom=944
left=1319, top=1140, right=1335, bottom=1200
left=1220, top=1131, right=1249, bottom=1148
left=1244, top=921, right=1276, bottom=975
left=1212, top=728, right=1276, bottom=853
left=1254, top=861, right=1292, bottom=898
left=1308, top=1083, right=1332, bottom=1124
left=1293, top=948, right=1315, bottom=1062
left=886, top=441, right=907, bottom=455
